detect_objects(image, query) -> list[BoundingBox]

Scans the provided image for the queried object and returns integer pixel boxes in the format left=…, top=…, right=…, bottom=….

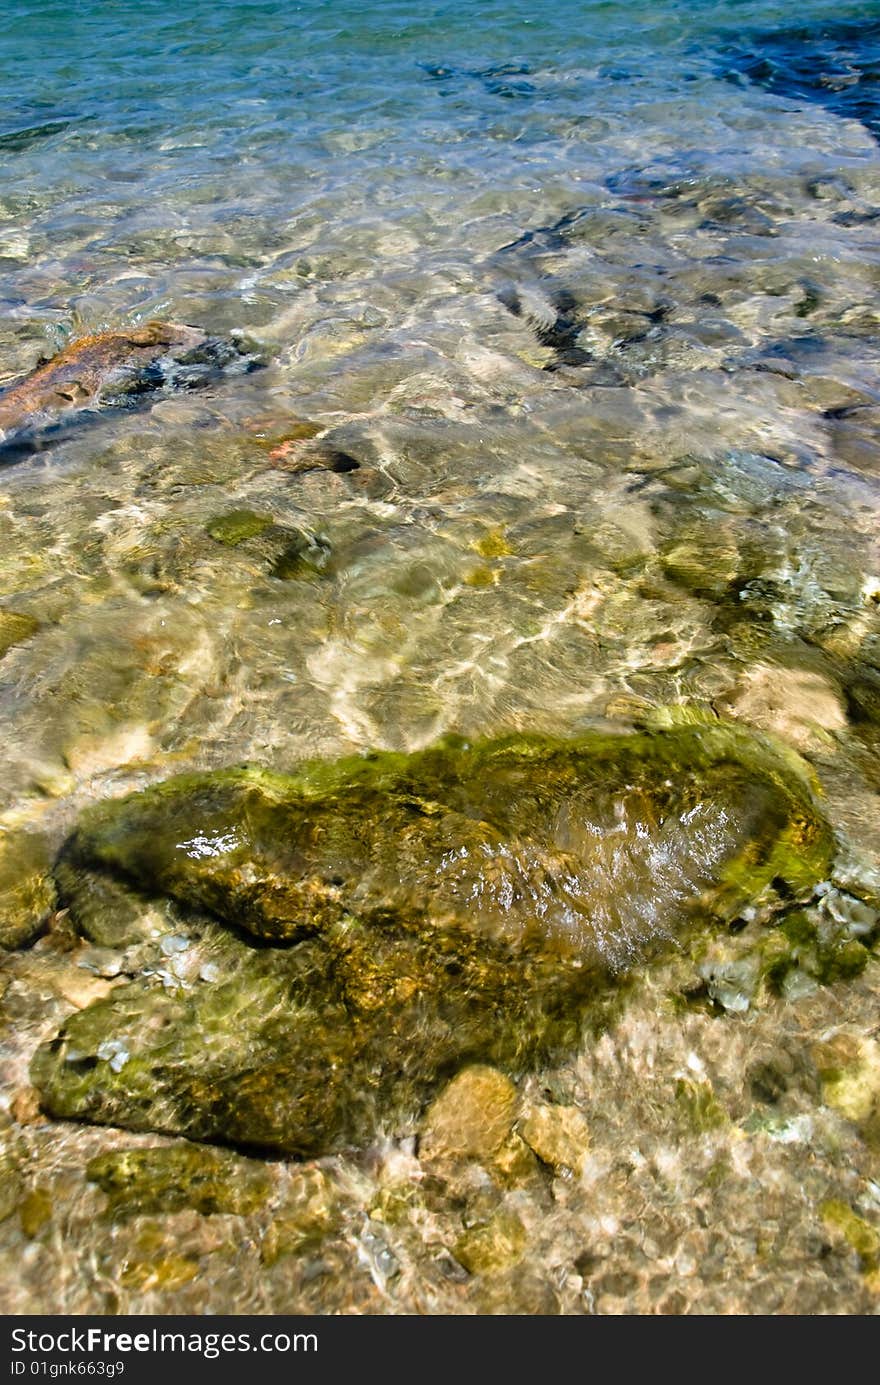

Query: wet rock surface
left=31, top=722, right=832, bottom=1156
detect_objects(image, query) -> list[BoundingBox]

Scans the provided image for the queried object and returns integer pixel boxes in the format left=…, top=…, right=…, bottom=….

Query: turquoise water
left=0, top=0, right=877, bottom=350
left=1, top=0, right=880, bottom=1317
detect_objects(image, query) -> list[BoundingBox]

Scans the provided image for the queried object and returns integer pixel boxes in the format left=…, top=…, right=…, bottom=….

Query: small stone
left=419, top=1066, right=519, bottom=1162
left=205, top=510, right=273, bottom=547
left=260, top=1167, right=338, bottom=1264
left=267, top=530, right=331, bottom=581
left=243, top=416, right=323, bottom=452
left=369, top=1182, right=420, bottom=1226
left=0, top=830, right=56, bottom=950
left=699, top=955, right=761, bottom=1013
left=270, top=441, right=359, bottom=474
left=85, top=1143, right=273, bottom=1219
left=823, top=888, right=879, bottom=939
left=813, top=1035, right=880, bottom=1147
left=19, top=1187, right=52, bottom=1238
left=10, top=1087, right=42, bottom=1126
left=45, top=909, right=80, bottom=953
left=96, top=1038, right=130, bottom=1072
left=53, top=968, right=117, bottom=1010
left=454, top=1208, right=528, bottom=1275
left=0, top=610, right=39, bottom=660
left=53, top=859, right=159, bottom=948
left=780, top=968, right=820, bottom=1002
left=519, top=1103, right=591, bottom=1172
left=359, top=1224, right=400, bottom=1285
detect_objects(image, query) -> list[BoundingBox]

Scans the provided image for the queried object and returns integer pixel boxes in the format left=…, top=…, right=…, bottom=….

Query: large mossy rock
left=32, top=723, right=834, bottom=1156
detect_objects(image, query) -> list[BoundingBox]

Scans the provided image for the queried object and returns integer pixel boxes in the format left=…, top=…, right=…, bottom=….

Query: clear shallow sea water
left=1, top=0, right=880, bottom=1316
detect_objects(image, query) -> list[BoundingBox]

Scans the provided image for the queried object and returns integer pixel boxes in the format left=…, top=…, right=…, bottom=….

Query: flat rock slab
left=0, top=321, right=261, bottom=463
left=32, top=722, right=834, bottom=1156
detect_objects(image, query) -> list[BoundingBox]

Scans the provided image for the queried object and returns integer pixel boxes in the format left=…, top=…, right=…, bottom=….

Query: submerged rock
left=813, top=1034, right=880, bottom=1148
left=419, top=1066, right=519, bottom=1162
left=85, top=1143, right=273, bottom=1219
left=260, top=1167, right=339, bottom=1263
left=32, top=722, right=834, bottom=1156
left=0, top=323, right=202, bottom=438
left=205, top=510, right=274, bottom=547
left=0, top=321, right=260, bottom=463
left=0, top=831, right=56, bottom=950
left=0, top=610, right=39, bottom=660
left=18, top=1187, right=53, bottom=1239
left=454, top=1208, right=529, bottom=1276
left=720, top=664, right=847, bottom=754
left=519, top=1102, right=591, bottom=1173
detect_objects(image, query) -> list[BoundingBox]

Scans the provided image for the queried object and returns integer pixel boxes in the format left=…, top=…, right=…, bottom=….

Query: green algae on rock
left=86, top=1143, right=273, bottom=1219
left=54, top=721, right=833, bottom=951
left=205, top=510, right=273, bottom=547
left=32, top=722, right=834, bottom=1156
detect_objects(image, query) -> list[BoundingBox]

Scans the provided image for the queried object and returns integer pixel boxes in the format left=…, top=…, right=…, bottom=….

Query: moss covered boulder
left=32, top=722, right=833, bottom=1156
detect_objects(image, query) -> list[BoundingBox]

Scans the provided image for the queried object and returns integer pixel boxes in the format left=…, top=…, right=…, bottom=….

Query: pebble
left=419, top=1065, right=519, bottom=1162
left=519, top=1103, right=591, bottom=1173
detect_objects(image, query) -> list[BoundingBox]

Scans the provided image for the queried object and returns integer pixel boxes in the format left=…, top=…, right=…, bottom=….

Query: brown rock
left=454, top=1208, right=528, bottom=1275
left=0, top=830, right=56, bottom=950
left=10, top=1087, right=42, bottom=1126
left=520, top=1103, right=590, bottom=1173
left=0, top=322, right=205, bottom=434
left=419, top=1066, right=519, bottom=1163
